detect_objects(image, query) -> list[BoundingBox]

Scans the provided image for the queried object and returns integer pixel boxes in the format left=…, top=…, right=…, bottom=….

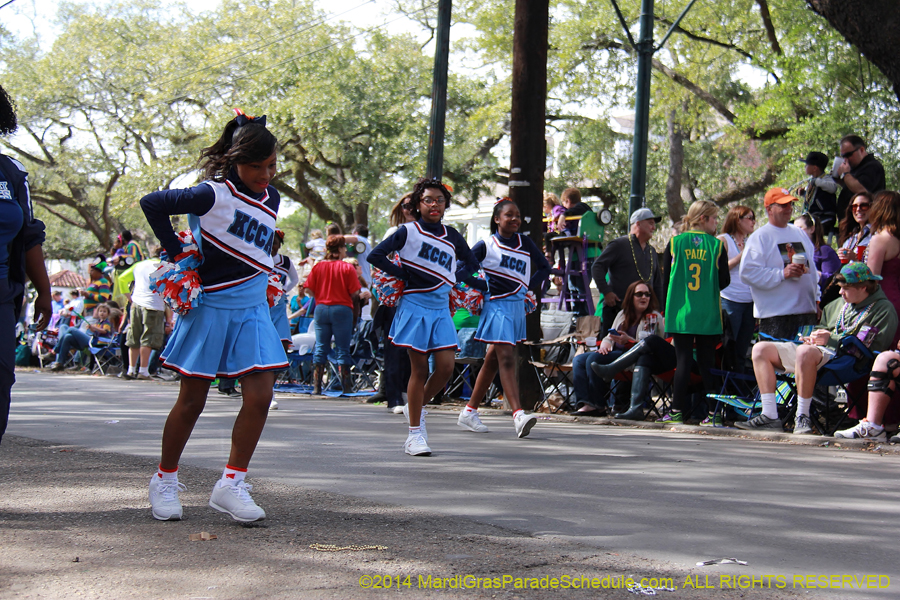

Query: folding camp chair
left=526, top=314, right=601, bottom=413
left=89, top=336, right=122, bottom=376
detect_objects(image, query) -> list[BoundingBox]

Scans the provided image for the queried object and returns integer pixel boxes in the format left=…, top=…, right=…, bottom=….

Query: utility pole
left=509, top=0, right=549, bottom=410
left=425, top=0, right=452, bottom=179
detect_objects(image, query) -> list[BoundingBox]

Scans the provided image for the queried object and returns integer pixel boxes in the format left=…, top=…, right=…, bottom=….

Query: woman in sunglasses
left=837, top=192, right=874, bottom=264
left=718, top=205, right=756, bottom=373
left=572, top=280, right=670, bottom=419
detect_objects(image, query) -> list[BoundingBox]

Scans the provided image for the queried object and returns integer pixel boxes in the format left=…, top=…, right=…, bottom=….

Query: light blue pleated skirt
left=389, top=288, right=458, bottom=354
left=161, top=274, right=288, bottom=379
left=474, top=288, right=526, bottom=346
left=270, top=297, right=291, bottom=342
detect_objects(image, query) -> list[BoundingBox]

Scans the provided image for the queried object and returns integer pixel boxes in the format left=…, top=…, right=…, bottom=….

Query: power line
left=162, top=3, right=437, bottom=106
left=154, top=0, right=377, bottom=89
left=0, top=0, right=22, bottom=10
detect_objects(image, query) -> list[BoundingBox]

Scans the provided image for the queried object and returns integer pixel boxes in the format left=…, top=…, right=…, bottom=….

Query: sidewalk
left=0, top=435, right=803, bottom=600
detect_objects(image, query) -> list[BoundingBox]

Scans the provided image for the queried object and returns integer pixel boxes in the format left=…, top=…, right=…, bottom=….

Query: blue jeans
left=54, top=327, right=91, bottom=365
left=313, top=304, right=354, bottom=366
left=721, top=299, right=754, bottom=373
left=572, top=350, right=623, bottom=410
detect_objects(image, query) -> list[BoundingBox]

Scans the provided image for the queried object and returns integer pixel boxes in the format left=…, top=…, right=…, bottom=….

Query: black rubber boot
left=590, top=340, right=648, bottom=382
left=614, top=365, right=651, bottom=420
left=340, top=365, right=353, bottom=395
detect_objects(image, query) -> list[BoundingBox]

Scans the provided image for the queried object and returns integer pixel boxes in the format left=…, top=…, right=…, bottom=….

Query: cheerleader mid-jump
left=368, top=178, right=484, bottom=456
left=141, top=111, right=288, bottom=522
left=456, top=198, right=551, bottom=437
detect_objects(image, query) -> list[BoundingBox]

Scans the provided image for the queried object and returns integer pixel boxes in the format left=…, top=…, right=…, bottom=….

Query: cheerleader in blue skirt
left=368, top=178, right=484, bottom=456
left=141, top=112, right=288, bottom=522
left=456, top=198, right=550, bottom=437
left=270, top=229, right=299, bottom=353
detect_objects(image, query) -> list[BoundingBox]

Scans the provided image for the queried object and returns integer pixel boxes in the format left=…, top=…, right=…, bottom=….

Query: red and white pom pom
left=450, top=283, right=484, bottom=316
left=266, top=271, right=284, bottom=307
left=150, top=230, right=204, bottom=315
left=524, top=290, right=537, bottom=314
left=372, top=255, right=405, bottom=307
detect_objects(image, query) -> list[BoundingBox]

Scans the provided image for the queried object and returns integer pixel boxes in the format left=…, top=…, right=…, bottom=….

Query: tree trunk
left=807, top=0, right=900, bottom=101
left=665, top=110, right=687, bottom=225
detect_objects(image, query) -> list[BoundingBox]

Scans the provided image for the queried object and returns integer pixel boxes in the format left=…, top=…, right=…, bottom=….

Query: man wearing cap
left=798, top=151, right=838, bottom=231
left=835, top=135, right=885, bottom=221
left=591, top=207, right=665, bottom=333
left=739, top=262, right=897, bottom=432
left=740, top=188, right=819, bottom=341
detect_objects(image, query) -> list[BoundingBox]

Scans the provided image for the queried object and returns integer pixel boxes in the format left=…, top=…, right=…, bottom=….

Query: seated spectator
left=796, top=213, right=841, bottom=305
left=738, top=263, right=897, bottom=434
left=835, top=340, right=900, bottom=442
left=50, top=303, right=116, bottom=371
left=570, top=281, right=669, bottom=419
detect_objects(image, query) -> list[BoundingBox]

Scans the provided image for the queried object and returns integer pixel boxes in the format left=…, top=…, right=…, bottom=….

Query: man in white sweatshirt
left=740, top=188, right=820, bottom=341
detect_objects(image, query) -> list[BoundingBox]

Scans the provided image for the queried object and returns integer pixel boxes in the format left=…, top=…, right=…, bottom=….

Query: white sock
left=408, top=426, right=422, bottom=435
left=221, top=464, right=247, bottom=485
left=463, top=405, right=477, bottom=414
left=797, top=396, right=812, bottom=418
left=156, top=465, right=178, bottom=481
left=760, top=393, right=779, bottom=419
left=513, top=409, right=524, bottom=419
left=128, top=366, right=138, bottom=375
left=139, top=367, right=150, bottom=377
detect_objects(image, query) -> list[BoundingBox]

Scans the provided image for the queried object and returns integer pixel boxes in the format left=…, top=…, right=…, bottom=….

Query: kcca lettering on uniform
left=226, top=209, right=275, bottom=255
left=417, top=241, right=454, bottom=270
left=499, top=254, right=528, bottom=276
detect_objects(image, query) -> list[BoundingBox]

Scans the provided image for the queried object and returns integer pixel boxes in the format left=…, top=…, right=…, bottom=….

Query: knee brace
left=867, top=359, right=900, bottom=395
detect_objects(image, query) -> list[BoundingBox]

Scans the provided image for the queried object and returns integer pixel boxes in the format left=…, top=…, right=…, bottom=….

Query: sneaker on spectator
left=208, top=480, right=266, bottom=522
left=514, top=412, right=537, bottom=438
left=50, top=362, right=65, bottom=372
left=458, top=409, right=489, bottom=433
left=734, top=413, right=783, bottom=431
left=136, top=374, right=151, bottom=381
left=699, top=414, right=722, bottom=427
left=148, top=475, right=186, bottom=521
left=404, top=433, right=431, bottom=456
left=269, top=399, right=278, bottom=410
left=890, top=431, right=900, bottom=444
left=390, top=405, right=405, bottom=414
left=657, top=411, right=683, bottom=424
left=834, top=421, right=886, bottom=442
left=793, top=414, right=815, bottom=435
left=402, top=404, right=427, bottom=441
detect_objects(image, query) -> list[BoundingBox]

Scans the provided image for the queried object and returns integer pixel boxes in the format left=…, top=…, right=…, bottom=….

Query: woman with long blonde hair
left=659, top=200, right=730, bottom=425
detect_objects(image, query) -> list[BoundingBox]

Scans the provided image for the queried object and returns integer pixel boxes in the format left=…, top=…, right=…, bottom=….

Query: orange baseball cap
left=764, top=187, right=799, bottom=207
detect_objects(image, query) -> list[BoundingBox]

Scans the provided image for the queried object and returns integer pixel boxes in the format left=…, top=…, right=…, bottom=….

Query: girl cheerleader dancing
left=368, top=178, right=484, bottom=456
left=141, top=111, right=288, bottom=522
left=456, top=198, right=550, bottom=437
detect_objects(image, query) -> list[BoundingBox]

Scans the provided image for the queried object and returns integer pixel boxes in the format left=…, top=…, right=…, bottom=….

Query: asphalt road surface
left=7, top=371, right=898, bottom=597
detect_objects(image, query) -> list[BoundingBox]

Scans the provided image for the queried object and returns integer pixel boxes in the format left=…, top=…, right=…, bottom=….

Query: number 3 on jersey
left=688, top=263, right=701, bottom=291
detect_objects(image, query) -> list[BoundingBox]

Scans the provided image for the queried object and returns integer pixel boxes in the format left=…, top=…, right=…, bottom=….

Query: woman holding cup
left=571, top=280, right=667, bottom=418
left=837, top=192, right=874, bottom=264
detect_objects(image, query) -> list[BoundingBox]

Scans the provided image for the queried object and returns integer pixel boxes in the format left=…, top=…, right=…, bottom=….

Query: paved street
left=6, top=371, right=899, bottom=597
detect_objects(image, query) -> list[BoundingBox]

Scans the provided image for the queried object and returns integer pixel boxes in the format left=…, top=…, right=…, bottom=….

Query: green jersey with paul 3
left=665, top=230, right=725, bottom=335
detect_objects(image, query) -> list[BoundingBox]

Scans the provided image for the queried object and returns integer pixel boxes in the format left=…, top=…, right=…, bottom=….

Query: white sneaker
left=208, top=480, right=266, bottom=522
left=514, top=412, right=537, bottom=438
left=793, top=414, right=814, bottom=435
left=834, top=421, right=887, bottom=442
left=148, top=475, right=186, bottom=521
left=458, top=409, right=489, bottom=433
left=391, top=405, right=405, bottom=414
left=402, top=404, right=427, bottom=441
left=404, top=433, right=431, bottom=456
left=269, top=399, right=278, bottom=410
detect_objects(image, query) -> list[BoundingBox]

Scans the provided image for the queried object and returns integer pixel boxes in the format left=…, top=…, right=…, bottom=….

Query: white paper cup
left=584, top=336, right=597, bottom=347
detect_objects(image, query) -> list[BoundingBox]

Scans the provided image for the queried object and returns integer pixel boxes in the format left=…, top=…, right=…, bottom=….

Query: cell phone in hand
left=607, top=329, right=619, bottom=336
